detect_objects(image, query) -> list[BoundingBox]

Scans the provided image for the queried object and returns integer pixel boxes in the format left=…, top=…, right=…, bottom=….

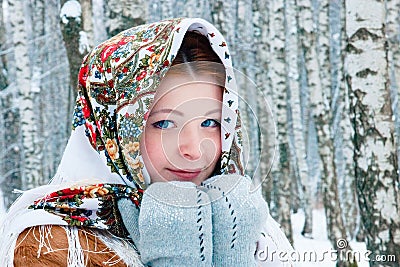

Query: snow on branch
left=60, top=0, right=82, bottom=24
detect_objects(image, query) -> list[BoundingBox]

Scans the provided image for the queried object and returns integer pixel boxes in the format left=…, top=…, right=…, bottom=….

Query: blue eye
left=153, top=120, right=175, bottom=129
left=201, top=119, right=220, bottom=128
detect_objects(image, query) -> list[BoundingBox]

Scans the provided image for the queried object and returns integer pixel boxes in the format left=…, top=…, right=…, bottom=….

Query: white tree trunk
left=92, top=0, right=107, bottom=43
left=1, top=1, right=22, bottom=208
left=297, top=1, right=351, bottom=260
left=386, top=0, right=400, bottom=86
left=148, top=0, right=161, bottom=22
left=212, top=0, right=260, bottom=178
left=31, top=0, right=46, bottom=185
left=253, top=0, right=275, bottom=204
left=386, top=0, right=400, bottom=169
left=317, top=0, right=331, bottom=105
left=9, top=0, right=42, bottom=189
left=286, top=0, right=313, bottom=237
left=236, top=0, right=260, bottom=180
left=60, top=0, right=85, bottom=136
left=81, top=0, right=94, bottom=49
left=345, top=0, right=400, bottom=262
left=177, top=0, right=212, bottom=22
left=43, top=0, right=71, bottom=182
left=0, top=0, right=8, bottom=89
left=252, top=0, right=277, bottom=205
left=0, top=94, right=22, bottom=208
left=159, top=0, right=173, bottom=20
left=104, top=0, right=147, bottom=37
left=337, top=0, right=358, bottom=239
left=210, top=0, right=236, bottom=46
left=269, top=0, right=293, bottom=244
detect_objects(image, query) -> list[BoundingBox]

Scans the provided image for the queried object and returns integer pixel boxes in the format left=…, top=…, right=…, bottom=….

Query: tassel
left=64, top=226, right=85, bottom=266
left=95, top=229, right=144, bottom=266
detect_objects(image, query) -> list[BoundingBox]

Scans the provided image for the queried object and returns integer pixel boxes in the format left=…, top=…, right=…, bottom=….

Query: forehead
left=152, top=73, right=223, bottom=111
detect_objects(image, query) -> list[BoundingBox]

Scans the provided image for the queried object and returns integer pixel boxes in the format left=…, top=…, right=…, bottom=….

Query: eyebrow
left=149, top=108, right=184, bottom=117
left=204, top=108, right=222, bottom=116
left=149, top=108, right=221, bottom=117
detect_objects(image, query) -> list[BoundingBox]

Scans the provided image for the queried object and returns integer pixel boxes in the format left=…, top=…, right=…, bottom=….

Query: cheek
left=214, top=135, right=222, bottom=162
left=140, top=131, right=163, bottom=169
left=204, top=132, right=222, bottom=166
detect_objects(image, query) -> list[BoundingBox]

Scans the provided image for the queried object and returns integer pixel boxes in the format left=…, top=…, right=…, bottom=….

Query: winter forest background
left=0, top=0, right=399, bottom=266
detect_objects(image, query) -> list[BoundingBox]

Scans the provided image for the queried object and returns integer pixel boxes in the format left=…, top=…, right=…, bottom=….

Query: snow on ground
left=292, top=209, right=368, bottom=267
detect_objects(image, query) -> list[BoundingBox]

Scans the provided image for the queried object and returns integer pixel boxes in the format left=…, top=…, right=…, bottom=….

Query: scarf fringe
left=65, top=226, right=86, bottom=266
left=0, top=172, right=69, bottom=266
left=95, top=230, right=144, bottom=266
left=36, top=225, right=56, bottom=258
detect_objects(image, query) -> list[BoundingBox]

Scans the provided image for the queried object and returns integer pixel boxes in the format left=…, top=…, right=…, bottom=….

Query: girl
left=0, top=18, right=294, bottom=266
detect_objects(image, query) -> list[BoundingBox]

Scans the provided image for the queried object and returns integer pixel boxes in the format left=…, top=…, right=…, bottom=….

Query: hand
left=118, top=197, right=140, bottom=247
left=119, top=181, right=213, bottom=267
left=200, top=174, right=269, bottom=267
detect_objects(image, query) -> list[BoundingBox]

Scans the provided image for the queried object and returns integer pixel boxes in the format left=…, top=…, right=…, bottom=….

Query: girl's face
left=141, top=73, right=223, bottom=185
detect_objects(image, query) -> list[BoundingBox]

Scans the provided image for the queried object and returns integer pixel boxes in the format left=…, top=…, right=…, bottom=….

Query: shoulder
left=14, top=225, right=134, bottom=266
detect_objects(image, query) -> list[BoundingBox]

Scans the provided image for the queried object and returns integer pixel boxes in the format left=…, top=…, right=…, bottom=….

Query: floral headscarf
left=0, top=18, right=245, bottom=243
left=74, top=18, right=244, bottom=190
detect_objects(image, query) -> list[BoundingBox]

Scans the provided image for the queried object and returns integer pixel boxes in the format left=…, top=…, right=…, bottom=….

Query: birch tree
left=159, top=0, right=173, bottom=21
left=212, top=1, right=258, bottom=177
left=0, top=95, right=22, bottom=208
left=0, top=1, right=22, bottom=208
left=8, top=0, right=42, bottom=190
left=81, top=0, right=94, bottom=48
left=336, top=0, right=358, bottom=239
left=31, top=0, right=47, bottom=186
left=345, top=0, right=400, bottom=263
left=297, top=1, right=353, bottom=263
left=60, top=0, right=86, bottom=133
left=386, top=1, right=400, bottom=87
left=252, top=0, right=275, bottom=204
left=174, top=0, right=212, bottom=21
left=269, top=0, right=293, bottom=243
left=104, top=0, right=147, bottom=37
left=0, top=0, right=7, bottom=90
left=285, top=0, right=312, bottom=238
left=40, top=1, right=71, bottom=184
left=148, top=0, right=163, bottom=22
left=91, top=0, right=107, bottom=43
left=386, top=0, right=400, bottom=164
left=0, top=0, right=5, bottom=199
left=236, top=0, right=261, bottom=180
left=210, top=0, right=236, bottom=46
left=317, top=0, right=331, bottom=105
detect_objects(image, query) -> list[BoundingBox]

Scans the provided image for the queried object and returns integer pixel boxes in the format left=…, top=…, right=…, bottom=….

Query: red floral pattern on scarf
left=30, top=184, right=143, bottom=238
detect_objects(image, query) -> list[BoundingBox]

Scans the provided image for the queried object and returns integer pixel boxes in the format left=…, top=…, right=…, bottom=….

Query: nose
left=178, top=123, right=202, bottom=160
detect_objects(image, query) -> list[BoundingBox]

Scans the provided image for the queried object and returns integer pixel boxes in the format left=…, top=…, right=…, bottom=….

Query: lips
left=167, top=168, right=202, bottom=181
